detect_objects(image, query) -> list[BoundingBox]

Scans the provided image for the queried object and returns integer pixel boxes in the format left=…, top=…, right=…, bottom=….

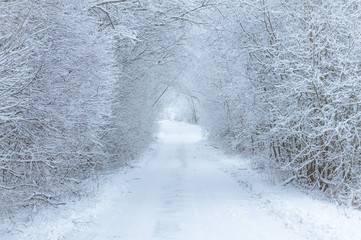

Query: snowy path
left=5, top=120, right=361, bottom=240
left=66, top=120, right=304, bottom=240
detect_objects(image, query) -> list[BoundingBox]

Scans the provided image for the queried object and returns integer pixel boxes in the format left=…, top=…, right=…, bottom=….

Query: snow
left=2, top=120, right=361, bottom=240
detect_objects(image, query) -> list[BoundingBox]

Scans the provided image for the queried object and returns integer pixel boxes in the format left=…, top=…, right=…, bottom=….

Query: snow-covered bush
left=0, top=0, right=169, bottom=219
left=195, top=0, right=361, bottom=206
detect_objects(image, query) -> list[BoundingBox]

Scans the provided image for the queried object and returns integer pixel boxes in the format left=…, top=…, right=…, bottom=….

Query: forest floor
left=2, top=120, right=361, bottom=240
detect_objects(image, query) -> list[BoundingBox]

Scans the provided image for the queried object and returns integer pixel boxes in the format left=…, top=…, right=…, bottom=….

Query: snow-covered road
left=67, top=120, right=304, bottom=240
left=4, top=120, right=361, bottom=240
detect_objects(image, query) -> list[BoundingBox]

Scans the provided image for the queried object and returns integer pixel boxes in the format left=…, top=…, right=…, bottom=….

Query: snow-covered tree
left=194, top=0, right=361, bottom=206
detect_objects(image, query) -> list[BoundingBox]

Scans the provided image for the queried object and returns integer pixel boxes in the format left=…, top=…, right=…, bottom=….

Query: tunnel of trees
left=2, top=0, right=361, bottom=219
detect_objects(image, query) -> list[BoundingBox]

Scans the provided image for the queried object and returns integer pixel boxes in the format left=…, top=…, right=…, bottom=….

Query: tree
left=193, top=0, right=361, bottom=206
